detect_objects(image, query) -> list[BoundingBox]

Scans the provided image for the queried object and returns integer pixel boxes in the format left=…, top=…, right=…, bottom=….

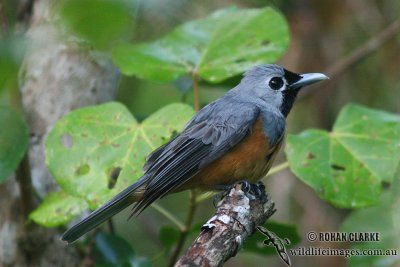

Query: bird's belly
left=181, top=119, right=283, bottom=191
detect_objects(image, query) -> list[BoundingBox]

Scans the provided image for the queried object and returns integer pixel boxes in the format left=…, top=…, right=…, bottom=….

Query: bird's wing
left=133, top=100, right=260, bottom=214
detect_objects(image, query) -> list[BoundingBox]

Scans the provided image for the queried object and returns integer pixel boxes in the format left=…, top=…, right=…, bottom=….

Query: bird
left=61, top=64, right=328, bottom=243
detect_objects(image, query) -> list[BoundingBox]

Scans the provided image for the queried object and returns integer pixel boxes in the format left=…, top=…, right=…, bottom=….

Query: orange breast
left=181, top=118, right=283, bottom=191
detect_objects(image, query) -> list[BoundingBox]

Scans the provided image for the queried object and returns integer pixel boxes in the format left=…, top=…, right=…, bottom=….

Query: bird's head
left=240, top=64, right=328, bottom=117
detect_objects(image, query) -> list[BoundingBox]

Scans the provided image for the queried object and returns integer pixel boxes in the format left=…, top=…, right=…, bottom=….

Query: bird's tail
left=61, top=176, right=147, bottom=244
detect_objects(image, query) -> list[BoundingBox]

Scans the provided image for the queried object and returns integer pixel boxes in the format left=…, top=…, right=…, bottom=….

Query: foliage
left=0, top=35, right=25, bottom=91
left=29, top=191, right=88, bottom=227
left=112, top=7, right=289, bottom=83
left=32, top=6, right=290, bottom=226
left=286, top=104, right=400, bottom=208
left=20, top=3, right=400, bottom=267
left=30, top=102, right=194, bottom=223
left=92, top=232, right=151, bottom=267
left=159, top=225, right=180, bottom=251
left=341, top=172, right=400, bottom=267
left=57, top=0, right=135, bottom=48
left=0, top=35, right=27, bottom=184
left=0, top=106, right=29, bottom=183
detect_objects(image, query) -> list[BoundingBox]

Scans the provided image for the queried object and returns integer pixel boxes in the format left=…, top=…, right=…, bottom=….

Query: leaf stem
left=168, top=190, right=197, bottom=267
left=151, top=203, right=186, bottom=231
left=195, top=191, right=218, bottom=204
left=15, top=154, right=35, bottom=218
left=266, top=161, right=290, bottom=177
left=192, top=71, right=200, bottom=112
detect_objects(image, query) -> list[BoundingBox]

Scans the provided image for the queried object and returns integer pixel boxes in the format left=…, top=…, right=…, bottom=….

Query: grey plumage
left=134, top=99, right=260, bottom=214
left=61, top=64, right=328, bottom=244
left=128, top=64, right=294, bottom=215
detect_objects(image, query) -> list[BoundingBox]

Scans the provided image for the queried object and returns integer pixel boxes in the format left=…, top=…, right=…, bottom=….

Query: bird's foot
left=238, top=180, right=266, bottom=200
left=214, top=180, right=266, bottom=205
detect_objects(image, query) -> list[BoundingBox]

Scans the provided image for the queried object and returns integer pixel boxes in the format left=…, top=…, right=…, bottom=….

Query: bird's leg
left=212, top=180, right=249, bottom=207
left=250, top=181, right=266, bottom=198
left=239, top=180, right=266, bottom=200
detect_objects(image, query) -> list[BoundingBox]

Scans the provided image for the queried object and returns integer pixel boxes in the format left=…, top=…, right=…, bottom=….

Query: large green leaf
left=45, top=102, right=194, bottom=208
left=58, top=0, right=135, bottom=47
left=29, top=191, right=88, bottom=227
left=341, top=174, right=400, bottom=267
left=112, top=7, right=289, bottom=83
left=0, top=106, right=29, bottom=182
left=285, top=104, right=400, bottom=208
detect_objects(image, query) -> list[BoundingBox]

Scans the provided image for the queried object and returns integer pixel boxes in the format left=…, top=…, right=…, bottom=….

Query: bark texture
left=175, top=183, right=276, bottom=267
left=0, top=0, right=119, bottom=266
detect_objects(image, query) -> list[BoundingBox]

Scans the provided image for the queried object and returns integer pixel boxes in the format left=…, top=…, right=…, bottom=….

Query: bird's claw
left=215, top=180, right=266, bottom=204
left=237, top=180, right=266, bottom=199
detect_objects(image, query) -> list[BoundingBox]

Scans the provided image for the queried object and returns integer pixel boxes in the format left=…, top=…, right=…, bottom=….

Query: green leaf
left=341, top=175, right=400, bottom=267
left=0, top=106, right=29, bottom=182
left=112, top=7, right=289, bottom=83
left=58, top=0, right=135, bottom=47
left=29, top=191, right=88, bottom=227
left=0, top=35, right=25, bottom=90
left=93, top=232, right=151, bottom=267
left=285, top=104, right=400, bottom=208
left=45, top=102, right=195, bottom=208
left=242, top=221, right=300, bottom=256
left=159, top=225, right=180, bottom=249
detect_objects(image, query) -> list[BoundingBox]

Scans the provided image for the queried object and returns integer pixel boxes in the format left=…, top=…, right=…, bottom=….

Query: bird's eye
left=269, top=77, right=284, bottom=90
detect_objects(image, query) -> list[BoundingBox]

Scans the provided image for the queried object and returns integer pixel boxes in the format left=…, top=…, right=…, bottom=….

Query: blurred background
left=1, top=0, right=399, bottom=266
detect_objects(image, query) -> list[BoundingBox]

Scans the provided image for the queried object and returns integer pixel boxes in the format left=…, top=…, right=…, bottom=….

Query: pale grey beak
left=290, top=73, right=329, bottom=89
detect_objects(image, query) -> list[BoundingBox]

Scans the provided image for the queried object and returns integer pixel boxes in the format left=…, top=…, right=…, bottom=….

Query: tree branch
left=175, top=182, right=275, bottom=267
left=300, top=18, right=400, bottom=98
left=325, top=18, right=400, bottom=79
